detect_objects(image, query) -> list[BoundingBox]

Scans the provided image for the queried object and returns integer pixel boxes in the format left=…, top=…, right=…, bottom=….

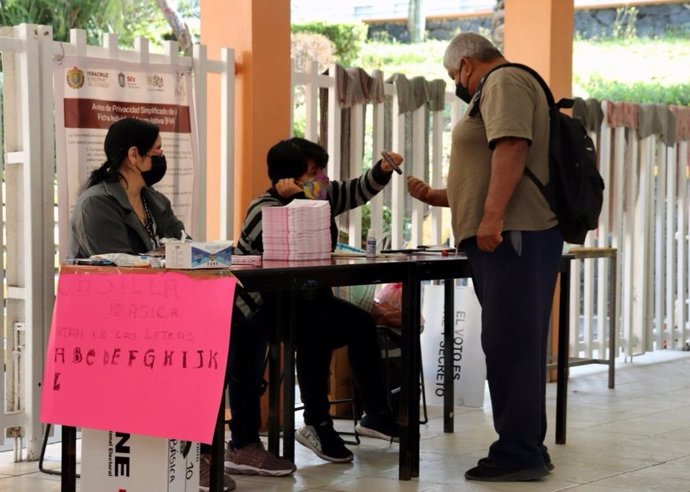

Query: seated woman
left=68, top=117, right=262, bottom=492
left=69, top=118, right=184, bottom=258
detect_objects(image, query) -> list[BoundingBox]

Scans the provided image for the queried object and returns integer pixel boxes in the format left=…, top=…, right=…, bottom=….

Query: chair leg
left=38, top=423, right=56, bottom=475
left=380, top=330, right=393, bottom=409
left=349, top=391, right=361, bottom=445
left=378, top=325, right=429, bottom=425
left=419, top=344, right=429, bottom=425
left=38, top=424, right=81, bottom=478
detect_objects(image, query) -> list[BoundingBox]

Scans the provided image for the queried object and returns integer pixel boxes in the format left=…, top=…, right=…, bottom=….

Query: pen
left=381, top=150, right=403, bottom=175
left=380, top=247, right=429, bottom=254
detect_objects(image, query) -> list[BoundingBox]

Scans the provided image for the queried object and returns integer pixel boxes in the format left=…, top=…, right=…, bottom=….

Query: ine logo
left=113, top=432, right=131, bottom=477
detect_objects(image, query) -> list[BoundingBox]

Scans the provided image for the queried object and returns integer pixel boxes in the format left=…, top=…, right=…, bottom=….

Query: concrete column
left=201, top=0, right=291, bottom=238
left=503, top=0, right=574, bottom=101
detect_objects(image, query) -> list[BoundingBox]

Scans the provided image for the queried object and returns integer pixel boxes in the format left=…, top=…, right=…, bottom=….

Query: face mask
left=142, top=155, right=167, bottom=187
left=455, top=83, right=472, bottom=104
left=301, top=172, right=329, bottom=200
left=454, top=60, right=472, bottom=104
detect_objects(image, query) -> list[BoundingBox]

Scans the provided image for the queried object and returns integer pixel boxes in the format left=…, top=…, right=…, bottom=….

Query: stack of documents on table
left=263, top=199, right=331, bottom=260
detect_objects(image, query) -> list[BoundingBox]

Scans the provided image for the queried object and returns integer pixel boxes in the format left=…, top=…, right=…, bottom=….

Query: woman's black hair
left=85, top=117, right=160, bottom=188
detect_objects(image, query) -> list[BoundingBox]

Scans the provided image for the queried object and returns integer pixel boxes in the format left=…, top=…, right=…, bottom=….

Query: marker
left=381, top=150, right=403, bottom=175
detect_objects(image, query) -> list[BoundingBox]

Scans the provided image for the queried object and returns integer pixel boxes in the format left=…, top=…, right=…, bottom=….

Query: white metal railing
left=292, top=62, right=461, bottom=249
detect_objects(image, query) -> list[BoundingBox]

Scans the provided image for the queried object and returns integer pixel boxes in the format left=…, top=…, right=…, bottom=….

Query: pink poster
left=40, top=267, right=236, bottom=444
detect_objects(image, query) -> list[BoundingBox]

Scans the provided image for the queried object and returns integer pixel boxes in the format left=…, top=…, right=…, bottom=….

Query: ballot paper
left=262, top=199, right=331, bottom=260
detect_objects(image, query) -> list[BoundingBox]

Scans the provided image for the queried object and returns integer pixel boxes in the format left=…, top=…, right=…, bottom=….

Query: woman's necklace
left=140, top=193, right=159, bottom=248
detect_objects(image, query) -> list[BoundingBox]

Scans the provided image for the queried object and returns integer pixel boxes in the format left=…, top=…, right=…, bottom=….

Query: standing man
left=407, top=32, right=562, bottom=482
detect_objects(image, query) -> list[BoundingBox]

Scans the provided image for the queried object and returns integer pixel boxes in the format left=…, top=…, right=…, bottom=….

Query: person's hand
left=407, top=176, right=431, bottom=203
left=476, top=214, right=504, bottom=252
left=380, top=151, right=403, bottom=173
left=275, top=178, right=303, bottom=198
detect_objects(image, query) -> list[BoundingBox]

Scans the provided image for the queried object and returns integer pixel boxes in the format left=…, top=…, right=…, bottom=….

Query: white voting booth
left=421, top=282, right=487, bottom=408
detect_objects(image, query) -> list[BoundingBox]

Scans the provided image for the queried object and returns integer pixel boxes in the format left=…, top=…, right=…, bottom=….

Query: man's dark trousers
left=463, top=226, right=563, bottom=469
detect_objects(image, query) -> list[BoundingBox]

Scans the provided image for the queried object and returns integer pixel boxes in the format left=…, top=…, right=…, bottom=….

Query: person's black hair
left=266, top=137, right=329, bottom=184
left=287, top=137, right=329, bottom=169
left=85, top=117, right=160, bottom=188
left=266, top=140, right=306, bottom=184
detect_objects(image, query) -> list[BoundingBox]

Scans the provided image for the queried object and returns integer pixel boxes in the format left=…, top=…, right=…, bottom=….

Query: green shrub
left=577, top=74, right=690, bottom=105
left=292, top=21, right=367, bottom=67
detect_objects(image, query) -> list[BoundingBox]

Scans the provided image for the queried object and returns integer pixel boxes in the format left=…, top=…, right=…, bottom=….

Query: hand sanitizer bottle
left=366, top=229, right=377, bottom=257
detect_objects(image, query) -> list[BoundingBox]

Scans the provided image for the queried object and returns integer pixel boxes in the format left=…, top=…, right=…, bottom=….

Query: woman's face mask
left=142, top=154, right=167, bottom=187
left=301, top=171, right=329, bottom=200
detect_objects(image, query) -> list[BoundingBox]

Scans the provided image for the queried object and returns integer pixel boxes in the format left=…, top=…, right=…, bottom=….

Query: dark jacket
left=68, top=181, right=186, bottom=259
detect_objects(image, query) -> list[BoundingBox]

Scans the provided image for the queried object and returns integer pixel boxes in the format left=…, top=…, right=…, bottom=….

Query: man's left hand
left=477, top=215, right=503, bottom=252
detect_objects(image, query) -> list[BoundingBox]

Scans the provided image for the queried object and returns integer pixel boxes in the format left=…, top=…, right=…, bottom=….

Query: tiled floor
left=3, top=351, right=690, bottom=491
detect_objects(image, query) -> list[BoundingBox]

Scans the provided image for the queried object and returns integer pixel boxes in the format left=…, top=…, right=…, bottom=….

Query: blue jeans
left=462, top=227, right=563, bottom=468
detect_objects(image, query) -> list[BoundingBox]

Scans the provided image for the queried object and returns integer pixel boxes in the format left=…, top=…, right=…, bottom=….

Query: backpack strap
left=468, top=62, right=562, bottom=200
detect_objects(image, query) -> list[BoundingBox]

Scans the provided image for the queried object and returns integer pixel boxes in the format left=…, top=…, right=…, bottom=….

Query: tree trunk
left=407, top=0, right=425, bottom=43
left=156, top=0, right=193, bottom=55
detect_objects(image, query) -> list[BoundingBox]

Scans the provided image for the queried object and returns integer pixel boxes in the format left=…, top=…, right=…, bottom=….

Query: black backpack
left=470, top=63, right=605, bottom=244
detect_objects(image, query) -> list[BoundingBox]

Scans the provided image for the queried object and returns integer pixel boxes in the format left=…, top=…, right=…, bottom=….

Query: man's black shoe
left=465, top=461, right=551, bottom=482
left=478, top=456, right=555, bottom=472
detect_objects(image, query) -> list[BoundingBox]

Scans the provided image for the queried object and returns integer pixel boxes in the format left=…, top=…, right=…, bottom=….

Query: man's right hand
left=407, top=176, right=431, bottom=203
left=275, top=178, right=303, bottom=198
left=406, top=176, right=450, bottom=207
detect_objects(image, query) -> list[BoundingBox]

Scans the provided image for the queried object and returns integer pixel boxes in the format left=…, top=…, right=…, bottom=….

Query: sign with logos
left=54, top=56, right=198, bottom=260
left=40, top=267, right=236, bottom=443
left=81, top=429, right=200, bottom=492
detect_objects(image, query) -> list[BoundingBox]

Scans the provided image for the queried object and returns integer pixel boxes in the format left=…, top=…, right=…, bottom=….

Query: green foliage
left=577, top=75, right=690, bottom=105
left=291, top=21, right=367, bottom=67
left=0, top=0, right=170, bottom=48
left=573, top=35, right=690, bottom=105
left=0, top=0, right=117, bottom=42
left=292, top=112, right=306, bottom=138
left=356, top=38, right=449, bottom=81
left=359, top=204, right=392, bottom=245
left=354, top=35, right=690, bottom=105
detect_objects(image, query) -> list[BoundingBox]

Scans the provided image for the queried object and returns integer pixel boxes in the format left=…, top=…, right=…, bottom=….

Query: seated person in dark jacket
left=233, top=137, right=401, bottom=465
left=68, top=118, right=295, bottom=491
left=69, top=119, right=184, bottom=258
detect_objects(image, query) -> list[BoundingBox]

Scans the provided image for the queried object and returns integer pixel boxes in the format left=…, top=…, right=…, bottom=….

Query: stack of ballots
left=262, top=199, right=331, bottom=260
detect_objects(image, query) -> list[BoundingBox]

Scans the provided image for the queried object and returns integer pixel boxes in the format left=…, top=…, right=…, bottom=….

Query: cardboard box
left=165, top=241, right=233, bottom=269
left=81, top=429, right=200, bottom=492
